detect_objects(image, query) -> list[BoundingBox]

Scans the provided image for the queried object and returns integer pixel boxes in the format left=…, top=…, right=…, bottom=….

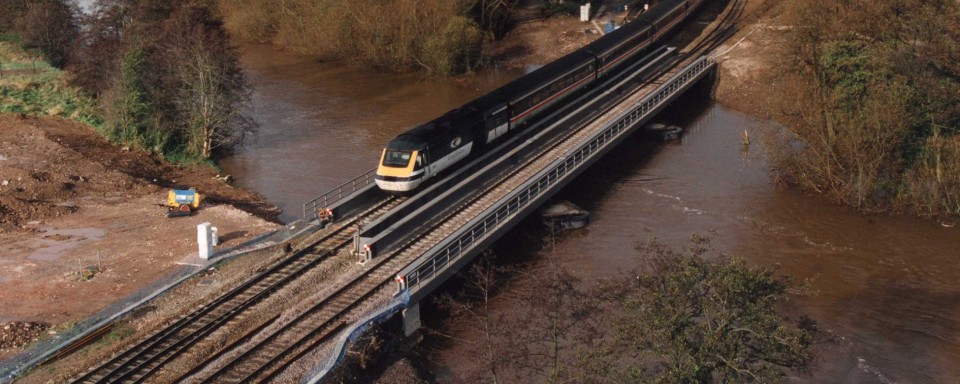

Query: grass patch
left=0, top=41, right=42, bottom=64
left=100, top=326, right=135, bottom=344
left=1, top=60, right=52, bottom=71
left=0, top=41, right=103, bottom=129
left=160, top=144, right=221, bottom=168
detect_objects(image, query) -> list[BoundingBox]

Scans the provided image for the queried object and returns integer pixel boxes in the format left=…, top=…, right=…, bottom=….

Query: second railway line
left=56, top=0, right=746, bottom=382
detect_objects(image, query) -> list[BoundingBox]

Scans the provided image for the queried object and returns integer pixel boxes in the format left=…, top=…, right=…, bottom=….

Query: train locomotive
left=375, top=0, right=703, bottom=192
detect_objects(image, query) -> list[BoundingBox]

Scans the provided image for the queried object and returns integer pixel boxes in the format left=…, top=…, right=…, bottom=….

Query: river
left=222, top=45, right=960, bottom=383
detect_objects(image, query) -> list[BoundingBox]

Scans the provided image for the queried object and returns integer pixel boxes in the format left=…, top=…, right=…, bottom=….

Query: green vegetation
left=435, top=236, right=813, bottom=383
left=779, top=0, right=960, bottom=216
left=605, top=238, right=813, bottom=382
left=0, top=0, right=76, bottom=68
left=1, top=0, right=254, bottom=165
left=218, top=0, right=516, bottom=75
left=100, top=326, right=135, bottom=344
left=538, top=0, right=580, bottom=17
left=0, top=41, right=102, bottom=128
left=81, top=0, right=255, bottom=163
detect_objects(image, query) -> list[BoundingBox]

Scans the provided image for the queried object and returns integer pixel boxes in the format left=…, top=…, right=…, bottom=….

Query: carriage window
left=415, top=154, right=423, bottom=170
left=382, top=150, right=413, bottom=167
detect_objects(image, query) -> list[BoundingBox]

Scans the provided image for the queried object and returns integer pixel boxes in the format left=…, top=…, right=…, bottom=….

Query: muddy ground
left=372, top=0, right=797, bottom=382
left=0, top=114, right=281, bottom=359
left=2, top=0, right=790, bottom=380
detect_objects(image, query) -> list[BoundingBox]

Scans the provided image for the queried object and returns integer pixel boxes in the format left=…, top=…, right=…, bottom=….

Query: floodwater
left=219, top=45, right=524, bottom=222
left=538, top=96, right=960, bottom=383
left=226, top=46, right=960, bottom=383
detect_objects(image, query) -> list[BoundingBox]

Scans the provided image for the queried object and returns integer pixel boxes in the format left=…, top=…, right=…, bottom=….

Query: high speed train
left=375, top=0, right=704, bottom=192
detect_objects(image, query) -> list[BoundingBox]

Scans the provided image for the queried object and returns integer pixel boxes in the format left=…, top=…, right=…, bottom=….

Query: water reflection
left=546, top=98, right=960, bottom=383
left=221, top=44, right=523, bottom=222
left=227, top=45, right=960, bottom=383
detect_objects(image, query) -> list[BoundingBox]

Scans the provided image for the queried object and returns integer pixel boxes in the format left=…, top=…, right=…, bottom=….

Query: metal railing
left=300, top=290, right=409, bottom=384
left=302, top=168, right=377, bottom=222
left=397, top=56, right=715, bottom=292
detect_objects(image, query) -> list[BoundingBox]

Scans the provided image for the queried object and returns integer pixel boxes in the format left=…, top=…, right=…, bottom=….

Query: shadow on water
left=559, top=78, right=716, bottom=213
left=410, top=73, right=960, bottom=383
left=232, top=38, right=960, bottom=383
left=408, top=78, right=718, bottom=380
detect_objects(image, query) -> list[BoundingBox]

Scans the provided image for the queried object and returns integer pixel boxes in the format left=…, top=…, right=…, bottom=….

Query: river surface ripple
left=225, top=45, right=960, bottom=383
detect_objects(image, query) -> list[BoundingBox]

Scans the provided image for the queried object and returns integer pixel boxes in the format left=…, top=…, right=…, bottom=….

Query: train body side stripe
left=510, top=3, right=691, bottom=124
left=509, top=72, right=595, bottom=123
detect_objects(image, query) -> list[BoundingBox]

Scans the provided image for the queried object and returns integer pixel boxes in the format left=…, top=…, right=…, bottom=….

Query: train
left=375, top=0, right=704, bottom=192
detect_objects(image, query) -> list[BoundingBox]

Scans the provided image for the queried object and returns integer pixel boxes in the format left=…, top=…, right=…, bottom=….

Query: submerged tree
left=601, top=236, right=814, bottom=383
left=433, top=234, right=815, bottom=383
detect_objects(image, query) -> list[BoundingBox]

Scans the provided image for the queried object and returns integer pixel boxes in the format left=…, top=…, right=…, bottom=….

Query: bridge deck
left=301, top=54, right=717, bottom=381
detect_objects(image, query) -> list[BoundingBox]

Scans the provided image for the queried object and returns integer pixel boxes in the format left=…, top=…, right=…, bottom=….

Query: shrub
left=422, top=16, right=485, bottom=75
left=778, top=0, right=960, bottom=215
left=218, top=0, right=492, bottom=74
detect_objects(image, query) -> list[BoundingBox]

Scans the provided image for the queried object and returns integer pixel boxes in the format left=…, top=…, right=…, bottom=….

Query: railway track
left=183, top=44, right=680, bottom=384
left=682, top=0, right=746, bottom=59
left=144, top=2, right=749, bottom=382
left=184, top=247, right=402, bottom=383
left=69, top=196, right=405, bottom=384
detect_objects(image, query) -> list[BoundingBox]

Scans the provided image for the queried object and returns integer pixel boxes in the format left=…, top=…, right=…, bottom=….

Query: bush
left=0, top=42, right=102, bottom=128
left=422, top=16, right=484, bottom=75
left=73, top=0, right=254, bottom=163
left=778, top=0, right=960, bottom=215
left=608, top=239, right=813, bottom=382
left=538, top=0, right=579, bottom=17
left=218, top=0, right=491, bottom=74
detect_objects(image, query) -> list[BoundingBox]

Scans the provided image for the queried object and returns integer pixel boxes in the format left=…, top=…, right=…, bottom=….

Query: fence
left=302, top=168, right=377, bottom=222
left=0, top=220, right=315, bottom=383
left=0, top=61, right=52, bottom=77
left=398, top=56, right=715, bottom=293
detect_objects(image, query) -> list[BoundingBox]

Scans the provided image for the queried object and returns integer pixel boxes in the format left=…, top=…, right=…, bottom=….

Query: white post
left=198, top=222, right=213, bottom=259
left=211, top=227, right=218, bottom=247
left=580, top=3, right=591, bottom=22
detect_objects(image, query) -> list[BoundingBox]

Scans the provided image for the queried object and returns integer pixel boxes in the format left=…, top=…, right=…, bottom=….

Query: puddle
left=26, top=227, right=106, bottom=262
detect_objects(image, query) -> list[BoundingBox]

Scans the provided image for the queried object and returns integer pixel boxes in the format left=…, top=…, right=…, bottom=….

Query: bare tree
left=12, top=0, right=78, bottom=68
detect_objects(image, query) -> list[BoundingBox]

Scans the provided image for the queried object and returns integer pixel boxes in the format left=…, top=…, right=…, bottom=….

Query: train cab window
left=383, top=150, right=413, bottom=168
left=414, top=154, right=424, bottom=170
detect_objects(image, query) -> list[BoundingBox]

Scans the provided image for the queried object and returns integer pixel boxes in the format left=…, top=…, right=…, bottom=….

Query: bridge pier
left=402, top=301, right=421, bottom=336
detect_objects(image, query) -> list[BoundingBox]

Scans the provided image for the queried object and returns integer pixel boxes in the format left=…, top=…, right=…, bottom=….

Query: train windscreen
left=382, top=150, right=413, bottom=168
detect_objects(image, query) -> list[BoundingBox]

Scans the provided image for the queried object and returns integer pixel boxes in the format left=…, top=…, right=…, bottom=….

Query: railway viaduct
left=0, top=1, right=744, bottom=382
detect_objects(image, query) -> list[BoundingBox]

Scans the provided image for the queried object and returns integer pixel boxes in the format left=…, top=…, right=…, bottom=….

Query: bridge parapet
left=302, top=168, right=377, bottom=222
left=396, top=56, right=716, bottom=297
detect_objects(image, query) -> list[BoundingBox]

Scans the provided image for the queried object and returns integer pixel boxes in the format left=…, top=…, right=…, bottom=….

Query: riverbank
left=0, top=114, right=281, bottom=359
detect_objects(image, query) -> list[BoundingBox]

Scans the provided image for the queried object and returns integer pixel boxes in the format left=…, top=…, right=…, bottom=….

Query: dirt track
left=0, top=0, right=788, bottom=375
left=0, top=115, right=280, bottom=357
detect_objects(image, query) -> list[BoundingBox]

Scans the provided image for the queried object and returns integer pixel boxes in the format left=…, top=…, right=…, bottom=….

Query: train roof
left=389, top=106, right=478, bottom=149
left=385, top=0, right=690, bottom=151
left=491, top=50, right=596, bottom=105
left=582, top=16, right=652, bottom=56
left=388, top=49, right=594, bottom=149
left=642, top=0, right=688, bottom=27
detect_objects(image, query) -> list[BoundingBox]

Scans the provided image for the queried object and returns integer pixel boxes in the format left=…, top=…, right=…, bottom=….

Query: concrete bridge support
left=402, top=302, right=421, bottom=336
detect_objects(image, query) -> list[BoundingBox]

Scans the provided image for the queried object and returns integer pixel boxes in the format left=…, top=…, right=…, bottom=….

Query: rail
left=302, top=168, right=377, bottom=222
left=300, top=290, right=409, bottom=384
left=355, top=46, right=675, bottom=261
left=397, top=56, right=715, bottom=292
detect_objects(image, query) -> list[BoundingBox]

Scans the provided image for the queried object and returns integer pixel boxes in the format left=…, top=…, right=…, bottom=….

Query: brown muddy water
left=219, top=45, right=525, bottom=222
left=225, top=46, right=960, bottom=383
